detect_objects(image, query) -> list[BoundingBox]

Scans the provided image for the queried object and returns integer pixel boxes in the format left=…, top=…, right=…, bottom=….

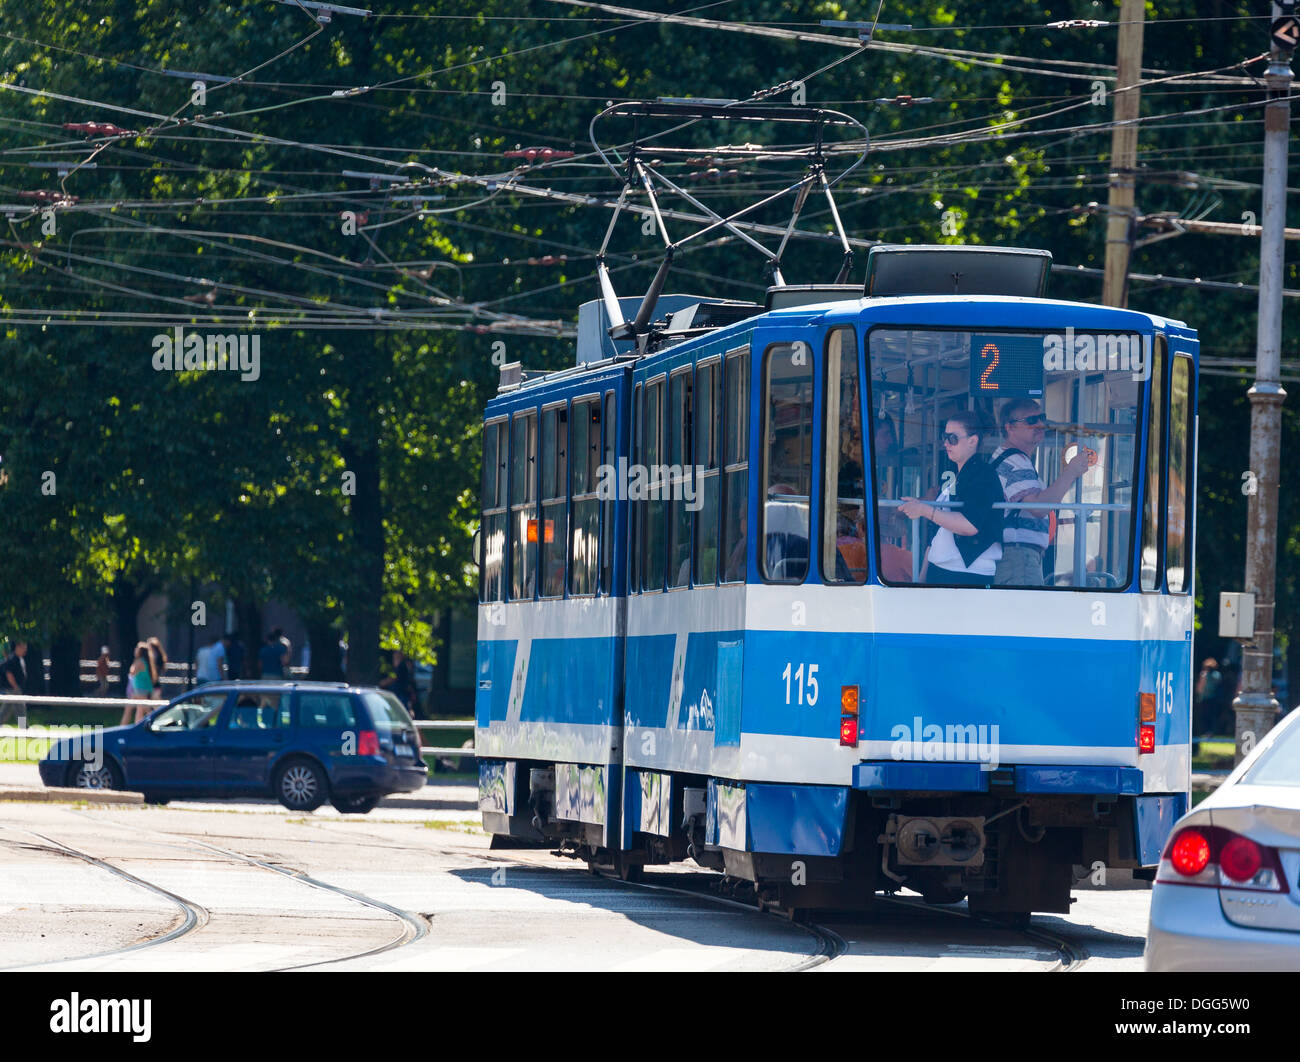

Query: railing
left=28, top=660, right=316, bottom=698
left=413, top=719, right=476, bottom=759
left=877, top=497, right=1128, bottom=585
left=0, top=693, right=478, bottom=766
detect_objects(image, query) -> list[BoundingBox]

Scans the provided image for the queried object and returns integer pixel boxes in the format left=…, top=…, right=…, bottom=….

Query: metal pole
left=1234, top=6, right=1292, bottom=763
left=1102, top=0, right=1145, bottom=307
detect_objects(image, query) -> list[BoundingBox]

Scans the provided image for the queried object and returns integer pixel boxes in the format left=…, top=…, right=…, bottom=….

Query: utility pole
left=1234, top=2, right=1295, bottom=763
left=1101, top=0, right=1146, bottom=307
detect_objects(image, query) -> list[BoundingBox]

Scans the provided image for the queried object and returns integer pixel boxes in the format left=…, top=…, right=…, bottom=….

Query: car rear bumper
left=330, top=758, right=427, bottom=796
left=1145, top=882, right=1300, bottom=971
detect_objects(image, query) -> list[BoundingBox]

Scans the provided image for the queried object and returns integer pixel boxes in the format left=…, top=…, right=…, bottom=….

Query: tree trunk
left=307, top=616, right=344, bottom=682
left=236, top=598, right=262, bottom=679
left=345, top=440, right=383, bottom=686
left=112, top=580, right=143, bottom=697
left=342, top=333, right=386, bottom=688
left=48, top=631, right=81, bottom=697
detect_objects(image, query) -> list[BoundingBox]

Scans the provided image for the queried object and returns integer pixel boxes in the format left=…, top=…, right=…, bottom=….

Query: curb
left=0, top=785, right=143, bottom=805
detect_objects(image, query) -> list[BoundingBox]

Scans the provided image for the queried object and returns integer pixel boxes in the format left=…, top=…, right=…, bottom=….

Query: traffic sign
left=1272, top=14, right=1300, bottom=52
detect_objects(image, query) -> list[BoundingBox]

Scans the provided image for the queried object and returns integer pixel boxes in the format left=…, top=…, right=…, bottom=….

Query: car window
left=227, top=691, right=288, bottom=730
left=1242, top=719, right=1300, bottom=788
left=151, top=693, right=228, bottom=731
left=361, top=690, right=415, bottom=730
left=296, top=693, right=358, bottom=728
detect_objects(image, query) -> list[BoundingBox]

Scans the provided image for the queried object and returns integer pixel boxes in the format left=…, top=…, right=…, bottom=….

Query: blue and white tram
left=475, top=246, right=1197, bottom=918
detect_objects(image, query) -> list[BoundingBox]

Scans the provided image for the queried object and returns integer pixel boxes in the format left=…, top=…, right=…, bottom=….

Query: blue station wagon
left=39, top=681, right=428, bottom=813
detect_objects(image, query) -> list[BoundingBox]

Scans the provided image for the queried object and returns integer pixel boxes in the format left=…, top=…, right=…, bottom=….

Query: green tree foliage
left=0, top=1, right=1296, bottom=695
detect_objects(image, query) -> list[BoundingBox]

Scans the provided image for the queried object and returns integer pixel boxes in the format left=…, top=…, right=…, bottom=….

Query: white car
left=1146, top=707, right=1300, bottom=970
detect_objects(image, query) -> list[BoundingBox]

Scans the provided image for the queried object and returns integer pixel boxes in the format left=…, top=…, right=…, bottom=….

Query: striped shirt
left=991, top=446, right=1049, bottom=549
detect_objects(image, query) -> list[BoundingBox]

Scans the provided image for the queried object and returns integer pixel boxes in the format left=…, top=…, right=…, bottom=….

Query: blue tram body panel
left=475, top=282, right=1199, bottom=891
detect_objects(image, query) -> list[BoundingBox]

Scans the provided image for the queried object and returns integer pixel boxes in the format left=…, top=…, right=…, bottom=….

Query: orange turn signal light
left=1139, top=692, right=1157, bottom=723
left=841, top=684, right=859, bottom=716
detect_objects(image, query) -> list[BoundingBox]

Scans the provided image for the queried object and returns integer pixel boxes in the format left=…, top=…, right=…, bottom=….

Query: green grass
left=422, top=819, right=487, bottom=834
left=1192, top=737, right=1237, bottom=772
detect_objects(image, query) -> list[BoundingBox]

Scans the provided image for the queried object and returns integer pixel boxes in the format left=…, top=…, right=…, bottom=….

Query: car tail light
left=1220, top=836, right=1263, bottom=883
left=839, top=716, right=858, bottom=747
left=357, top=730, right=380, bottom=757
left=1138, top=724, right=1155, bottom=754
left=1170, top=828, right=1211, bottom=876
left=1157, top=825, right=1288, bottom=892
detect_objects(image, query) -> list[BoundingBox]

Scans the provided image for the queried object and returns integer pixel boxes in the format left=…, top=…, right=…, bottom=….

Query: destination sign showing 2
left=970, top=334, right=1044, bottom=397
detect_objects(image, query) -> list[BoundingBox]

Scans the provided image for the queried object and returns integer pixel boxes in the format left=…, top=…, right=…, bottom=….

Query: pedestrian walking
left=123, top=643, right=154, bottom=725
left=147, top=637, right=169, bottom=701
left=0, top=640, right=28, bottom=726
left=379, top=649, right=419, bottom=718
left=194, top=634, right=228, bottom=686
left=259, top=630, right=288, bottom=678
left=93, top=646, right=111, bottom=696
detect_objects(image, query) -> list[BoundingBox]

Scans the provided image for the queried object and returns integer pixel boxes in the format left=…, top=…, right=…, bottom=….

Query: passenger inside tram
left=991, top=398, right=1093, bottom=587
left=868, top=327, right=1141, bottom=589
left=898, top=411, right=1005, bottom=587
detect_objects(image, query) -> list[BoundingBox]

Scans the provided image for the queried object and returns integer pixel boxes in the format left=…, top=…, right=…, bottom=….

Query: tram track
left=874, top=893, right=1089, bottom=972
left=252, top=815, right=844, bottom=970
left=0, top=823, right=209, bottom=970
left=3, top=803, right=1090, bottom=971
left=248, top=815, right=1085, bottom=971
left=0, top=811, right=427, bottom=971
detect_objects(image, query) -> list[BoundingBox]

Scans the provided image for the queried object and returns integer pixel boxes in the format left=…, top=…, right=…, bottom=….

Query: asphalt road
left=0, top=764, right=1152, bottom=972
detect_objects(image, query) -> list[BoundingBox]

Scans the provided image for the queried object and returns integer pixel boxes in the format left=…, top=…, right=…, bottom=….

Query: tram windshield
left=866, top=327, right=1145, bottom=589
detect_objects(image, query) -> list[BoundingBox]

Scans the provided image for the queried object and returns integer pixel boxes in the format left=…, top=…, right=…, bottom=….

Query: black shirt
left=952, top=457, right=1006, bottom=569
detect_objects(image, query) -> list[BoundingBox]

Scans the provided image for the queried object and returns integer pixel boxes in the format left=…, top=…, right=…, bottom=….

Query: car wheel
left=66, top=759, right=121, bottom=791
left=275, top=760, right=327, bottom=812
left=330, top=793, right=378, bottom=814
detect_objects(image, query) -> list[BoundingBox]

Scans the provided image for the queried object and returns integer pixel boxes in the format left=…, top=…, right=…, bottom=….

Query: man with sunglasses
left=991, top=398, right=1092, bottom=586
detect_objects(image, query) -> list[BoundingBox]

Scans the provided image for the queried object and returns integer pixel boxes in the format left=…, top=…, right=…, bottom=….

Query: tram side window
left=642, top=377, right=667, bottom=591
left=762, top=342, right=814, bottom=583
left=720, top=350, right=750, bottom=583
left=1166, top=354, right=1193, bottom=593
left=694, top=359, right=721, bottom=585
left=570, top=398, right=601, bottom=596
left=1141, top=337, right=1167, bottom=591
left=601, top=390, right=616, bottom=594
left=540, top=405, right=568, bottom=598
left=822, top=327, right=866, bottom=584
left=509, top=411, right=537, bottom=600
left=667, top=368, right=693, bottom=588
left=480, top=419, right=508, bottom=602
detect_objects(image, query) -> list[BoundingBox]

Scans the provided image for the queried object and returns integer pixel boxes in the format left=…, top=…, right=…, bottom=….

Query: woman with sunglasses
left=898, top=411, right=1004, bottom=587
